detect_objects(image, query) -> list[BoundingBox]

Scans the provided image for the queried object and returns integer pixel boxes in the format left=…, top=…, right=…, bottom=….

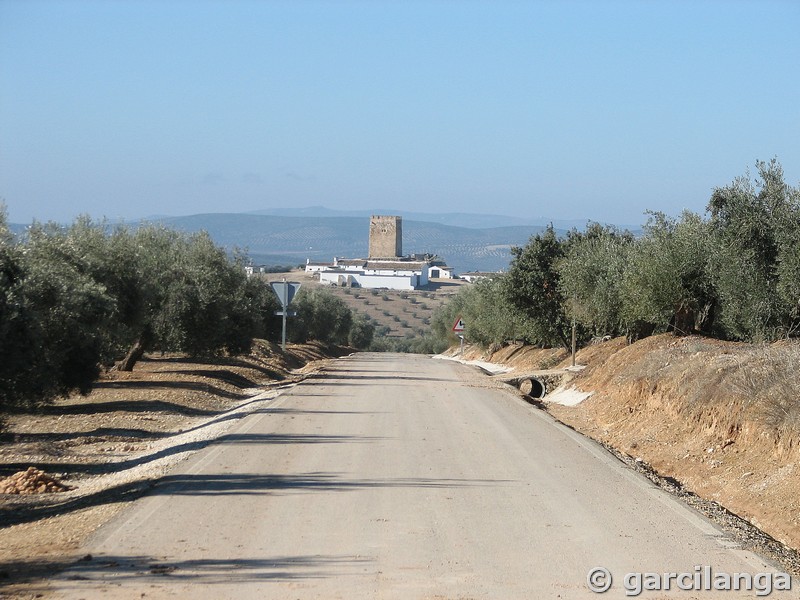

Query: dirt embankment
left=0, top=340, right=347, bottom=597
left=470, top=334, right=800, bottom=555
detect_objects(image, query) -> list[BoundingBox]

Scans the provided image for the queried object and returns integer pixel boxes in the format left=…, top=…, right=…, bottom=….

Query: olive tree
left=558, top=223, right=634, bottom=338
left=449, top=277, right=522, bottom=348
left=1, top=215, right=115, bottom=408
left=348, top=313, right=376, bottom=349
left=502, top=225, right=572, bottom=350
left=707, top=159, right=797, bottom=341
left=620, top=211, right=716, bottom=338
left=290, top=287, right=353, bottom=345
left=115, top=226, right=272, bottom=370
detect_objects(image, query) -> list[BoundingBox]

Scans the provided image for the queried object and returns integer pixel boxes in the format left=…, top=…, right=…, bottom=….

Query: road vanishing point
left=52, top=353, right=792, bottom=599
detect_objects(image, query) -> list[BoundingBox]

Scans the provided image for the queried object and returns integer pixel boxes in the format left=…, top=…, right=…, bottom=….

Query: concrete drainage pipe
left=519, top=377, right=546, bottom=399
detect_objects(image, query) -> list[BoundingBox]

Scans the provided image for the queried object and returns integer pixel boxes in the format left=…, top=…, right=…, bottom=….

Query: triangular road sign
left=452, top=316, right=465, bottom=332
left=271, top=282, right=301, bottom=308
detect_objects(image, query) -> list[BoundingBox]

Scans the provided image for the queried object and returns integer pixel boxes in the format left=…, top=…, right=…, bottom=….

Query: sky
left=1, top=0, right=798, bottom=227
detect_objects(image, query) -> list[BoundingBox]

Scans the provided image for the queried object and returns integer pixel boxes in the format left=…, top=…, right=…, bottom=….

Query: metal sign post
left=452, top=316, right=466, bottom=356
left=281, top=283, right=288, bottom=351
left=270, top=280, right=301, bottom=350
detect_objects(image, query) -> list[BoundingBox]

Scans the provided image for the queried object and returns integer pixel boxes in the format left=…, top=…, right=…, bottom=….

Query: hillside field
left=258, top=270, right=466, bottom=339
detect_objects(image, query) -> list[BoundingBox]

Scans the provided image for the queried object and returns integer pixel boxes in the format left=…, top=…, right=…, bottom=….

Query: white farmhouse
left=304, top=258, right=336, bottom=273
left=319, top=258, right=430, bottom=291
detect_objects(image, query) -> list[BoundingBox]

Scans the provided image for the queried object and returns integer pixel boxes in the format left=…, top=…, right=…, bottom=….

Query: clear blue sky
left=1, top=0, right=798, bottom=226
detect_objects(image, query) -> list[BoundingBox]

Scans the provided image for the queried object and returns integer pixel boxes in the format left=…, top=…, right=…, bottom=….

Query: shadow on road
left=1, top=467, right=511, bottom=528
left=265, top=407, right=388, bottom=416
left=2, top=553, right=374, bottom=593
left=149, top=472, right=509, bottom=496
left=1, top=431, right=384, bottom=479
left=310, top=373, right=463, bottom=384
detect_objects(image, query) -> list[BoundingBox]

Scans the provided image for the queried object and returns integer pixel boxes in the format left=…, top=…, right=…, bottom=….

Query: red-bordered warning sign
left=452, top=316, right=465, bottom=332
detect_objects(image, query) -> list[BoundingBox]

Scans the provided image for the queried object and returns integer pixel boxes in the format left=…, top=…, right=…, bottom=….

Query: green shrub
left=291, top=288, right=353, bottom=345
left=348, top=314, right=375, bottom=349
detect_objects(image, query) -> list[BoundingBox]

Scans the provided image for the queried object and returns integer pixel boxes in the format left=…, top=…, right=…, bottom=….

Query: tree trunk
left=117, top=332, right=150, bottom=372
left=558, top=327, right=572, bottom=354
left=669, top=305, right=695, bottom=336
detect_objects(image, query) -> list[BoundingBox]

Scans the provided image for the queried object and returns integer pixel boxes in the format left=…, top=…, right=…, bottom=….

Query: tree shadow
left=1, top=381, right=310, bottom=473
left=142, top=355, right=289, bottom=380
left=91, top=380, right=248, bottom=400
left=0, top=427, right=169, bottom=444
left=40, top=398, right=227, bottom=417
left=0, top=431, right=384, bottom=479
left=2, top=553, right=374, bottom=591
left=156, top=368, right=259, bottom=388
left=0, top=470, right=509, bottom=528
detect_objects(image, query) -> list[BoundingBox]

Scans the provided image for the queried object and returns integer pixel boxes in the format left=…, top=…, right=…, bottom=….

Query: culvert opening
left=519, top=377, right=546, bottom=399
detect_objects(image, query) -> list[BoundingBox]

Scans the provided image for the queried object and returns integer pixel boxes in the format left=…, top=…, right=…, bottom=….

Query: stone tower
left=368, top=215, right=402, bottom=258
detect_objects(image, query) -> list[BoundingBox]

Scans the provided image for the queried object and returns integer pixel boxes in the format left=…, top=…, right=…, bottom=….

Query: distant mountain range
left=243, top=206, right=598, bottom=231
left=155, top=213, right=551, bottom=273
left=7, top=207, right=639, bottom=273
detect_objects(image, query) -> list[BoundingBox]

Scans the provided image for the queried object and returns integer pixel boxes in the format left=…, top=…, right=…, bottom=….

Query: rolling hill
left=8, top=208, right=628, bottom=273
left=154, top=213, right=553, bottom=273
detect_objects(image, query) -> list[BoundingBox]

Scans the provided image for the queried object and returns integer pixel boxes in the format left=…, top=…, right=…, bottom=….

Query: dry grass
left=731, top=342, right=800, bottom=433
left=557, top=335, right=800, bottom=455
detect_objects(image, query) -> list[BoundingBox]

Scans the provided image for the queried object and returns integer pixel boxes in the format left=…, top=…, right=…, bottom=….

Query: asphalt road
left=53, top=353, right=793, bottom=599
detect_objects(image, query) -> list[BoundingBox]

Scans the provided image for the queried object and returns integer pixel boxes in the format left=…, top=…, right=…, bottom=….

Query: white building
left=305, top=258, right=336, bottom=273
left=304, top=216, right=452, bottom=290
left=244, top=265, right=266, bottom=277
left=427, top=263, right=455, bottom=279
left=410, top=254, right=455, bottom=280
left=459, top=271, right=499, bottom=283
left=318, top=259, right=430, bottom=291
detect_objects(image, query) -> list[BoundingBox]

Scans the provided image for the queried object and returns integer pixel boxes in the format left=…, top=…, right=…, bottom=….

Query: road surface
left=52, top=353, right=792, bottom=598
